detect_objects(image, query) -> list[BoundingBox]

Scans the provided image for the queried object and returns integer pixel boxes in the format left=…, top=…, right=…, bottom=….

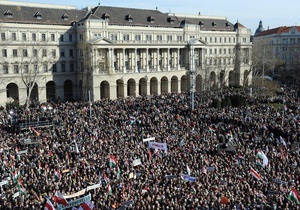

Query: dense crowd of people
left=0, top=88, right=299, bottom=209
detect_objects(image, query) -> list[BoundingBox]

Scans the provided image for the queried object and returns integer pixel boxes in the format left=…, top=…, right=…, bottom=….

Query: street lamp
left=189, top=39, right=197, bottom=111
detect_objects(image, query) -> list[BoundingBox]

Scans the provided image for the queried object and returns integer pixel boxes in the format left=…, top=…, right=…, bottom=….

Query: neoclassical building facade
left=0, top=1, right=252, bottom=106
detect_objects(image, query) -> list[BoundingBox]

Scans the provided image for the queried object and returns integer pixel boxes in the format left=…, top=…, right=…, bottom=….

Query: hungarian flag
left=109, top=155, right=117, bottom=167
left=13, top=170, right=20, bottom=182
left=53, top=192, right=68, bottom=206
left=79, top=199, right=94, bottom=210
left=45, top=198, right=56, bottom=210
left=250, top=167, right=261, bottom=180
left=106, top=183, right=112, bottom=195
left=287, top=187, right=300, bottom=204
left=17, top=179, right=27, bottom=195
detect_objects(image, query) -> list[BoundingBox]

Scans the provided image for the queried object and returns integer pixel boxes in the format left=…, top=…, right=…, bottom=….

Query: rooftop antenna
left=156, top=7, right=158, bottom=10
left=98, top=1, right=100, bottom=6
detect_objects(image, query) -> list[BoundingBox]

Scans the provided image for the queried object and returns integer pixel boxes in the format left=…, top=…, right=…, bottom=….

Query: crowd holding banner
left=0, top=87, right=299, bottom=209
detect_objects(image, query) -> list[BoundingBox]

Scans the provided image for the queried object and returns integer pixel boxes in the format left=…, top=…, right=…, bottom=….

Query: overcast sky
left=12, top=0, right=300, bottom=34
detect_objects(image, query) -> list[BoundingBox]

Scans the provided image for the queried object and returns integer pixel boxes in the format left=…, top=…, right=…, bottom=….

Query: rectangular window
left=42, top=49, right=47, bottom=57
left=79, top=34, right=83, bottom=41
left=61, top=63, right=66, bottom=72
left=33, top=49, right=38, bottom=57
left=135, top=35, right=141, bottom=41
left=209, top=49, right=212, bottom=54
left=146, top=35, right=152, bottom=41
left=60, top=34, right=64, bottom=42
left=13, top=49, right=17, bottom=57
left=12, top=33, right=16, bottom=41
left=43, top=64, right=48, bottom=72
left=23, top=65, right=29, bottom=73
left=51, top=34, right=55, bottom=41
left=22, top=33, right=26, bottom=41
left=69, top=34, right=72, bottom=42
left=1, top=33, right=5, bottom=41
left=32, top=33, right=36, bottom=41
left=110, top=34, right=117, bottom=41
left=13, top=65, right=19, bottom=74
left=157, top=35, right=162, bottom=41
left=167, top=35, right=172, bottom=41
left=123, top=34, right=129, bottom=41
left=41, top=33, right=46, bottom=41
left=52, top=64, right=57, bottom=72
left=177, top=36, right=183, bottom=42
left=70, top=63, right=74, bottom=72
left=60, top=49, right=65, bottom=57
left=34, top=64, right=38, bottom=73
left=80, top=62, right=84, bottom=72
left=23, top=49, right=28, bottom=57
left=2, top=49, right=7, bottom=57
left=215, top=37, right=217, bottom=43
left=224, top=49, right=227, bottom=54
left=3, top=65, right=8, bottom=74
left=69, top=49, right=74, bottom=57
left=52, top=49, right=56, bottom=57
left=219, top=37, right=222, bottom=43
left=219, top=49, right=222, bottom=54
left=214, top=49, right=217, bottom=54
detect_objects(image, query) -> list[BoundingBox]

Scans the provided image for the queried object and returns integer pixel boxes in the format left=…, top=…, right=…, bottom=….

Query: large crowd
left=0, top=87, right=299, bottom=210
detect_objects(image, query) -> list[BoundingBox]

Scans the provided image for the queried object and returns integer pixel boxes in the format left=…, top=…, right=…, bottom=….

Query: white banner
left=13, top=192, right=19, bottom=198
left=86, top=183, right=101, bottom=191
left=143, top=137, right=155, bottom=142
left=149, top=142, right=168, bottom=153
left=0, top=180, right=8, bottom=186
left=18, top=150, right=27, bottom=155
left=133, top=158, right=142, bottom=166
left=57, top=194, right=91, bottom=210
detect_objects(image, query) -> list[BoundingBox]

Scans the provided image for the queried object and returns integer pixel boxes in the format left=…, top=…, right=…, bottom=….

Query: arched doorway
left=139, top=78, right=147, bottom=96
left=171, top=76, right=178, bottom=93
left=100, top=81, right=110, bottom=99
left=210, top=72, right=217, bottom=90
left=46, top=81, right=56, bottom=101
left=64, top=80, right=73, bottom=101
left=6, top=83, right=19, bottom=102
left=116, top=79, right=124, bottom=98
left=150, top=77, right=158, bottom=95
left=181, top=75, right=188, bottom=93
left=195, top=75, right=203, bottom=92
left=161, top=76, right=168, bottom=94
left=127, top=79, right=136, bottom=97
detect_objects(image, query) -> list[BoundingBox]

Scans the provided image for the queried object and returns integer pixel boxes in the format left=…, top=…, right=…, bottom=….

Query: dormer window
left=125, top=15, right=133, bottom=22
left=212, top=22, right=217, bottom=27
left=199, top=21, right=204, bottom=27
left=61, top=13, right=69, bottom=21
left=4, top=10, right=13, bottom=18
left=102, top=13, right=110, bottom=21
left=34, top=12, right=43, bottom=19
left=168, top=17, right=174, bottom=24
left=226, top=22, right=230, bottom=27
left=148, top=16, right=155, bottom=23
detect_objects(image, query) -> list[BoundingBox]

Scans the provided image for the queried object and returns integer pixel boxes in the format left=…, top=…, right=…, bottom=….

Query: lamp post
left=189, top=39, right=197, bottom=111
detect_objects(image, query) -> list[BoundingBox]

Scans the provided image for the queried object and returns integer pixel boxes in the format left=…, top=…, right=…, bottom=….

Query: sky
left=10, top=0, right=300, bottom=35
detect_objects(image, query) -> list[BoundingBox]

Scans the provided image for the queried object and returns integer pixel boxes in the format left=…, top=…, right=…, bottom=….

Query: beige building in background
left=0, top=0, right=252, bottom=106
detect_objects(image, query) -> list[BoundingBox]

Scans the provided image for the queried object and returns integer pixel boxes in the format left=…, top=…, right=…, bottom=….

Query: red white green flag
left=109, top=155, right=117, bottom=167
left=106, top=183, right=112, bottom=195
left=288, top=187, right=300, bottom=205
left=250, top=167, right=261, bottom=180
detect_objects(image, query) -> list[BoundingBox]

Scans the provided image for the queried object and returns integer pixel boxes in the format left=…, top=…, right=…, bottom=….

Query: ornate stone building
left=0, top=1, right=252, bottom=106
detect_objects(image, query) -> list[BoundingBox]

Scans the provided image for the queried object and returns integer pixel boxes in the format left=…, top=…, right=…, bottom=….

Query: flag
left=287, top=187, right=300, bottom=205
left=180, top=174, right=197, bottom=182
left=284, top=105, right=288, bottom=111
left=12, top=170, right=20, bottom=182
left=54, top=169, right=61, bottom=181
left=257, top=149, right=268, bottom=168
left=186, top=165, right=191, bottom=176
left=79, top=199, right=94, bottom=210
left=74, top=140, right=80, bottom=154
left=109, top=155, right=117, bottom=167
left=117, top=166, right=121, bottom=180
left=280, top=136, right=287, bottom=147
left=17, top=179, right=27, bottom=195
left=45, top=198, right=56, bottom=210
left=30, top=127, right=41, bottom=136
left=250, top=167, right=261, bottom=180
left=53, top=192, right=68, bottom=206
left=106, top=183, right=112, bottom=195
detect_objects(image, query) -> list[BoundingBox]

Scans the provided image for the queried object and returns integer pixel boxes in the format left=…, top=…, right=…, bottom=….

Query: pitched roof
left=178, top=17, right=235, bottom=31
left=87, top=6, right=180, bottom=27
left=0, top=4, right=87, bottom=25
left=256, top=26, right=300, bottom=37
